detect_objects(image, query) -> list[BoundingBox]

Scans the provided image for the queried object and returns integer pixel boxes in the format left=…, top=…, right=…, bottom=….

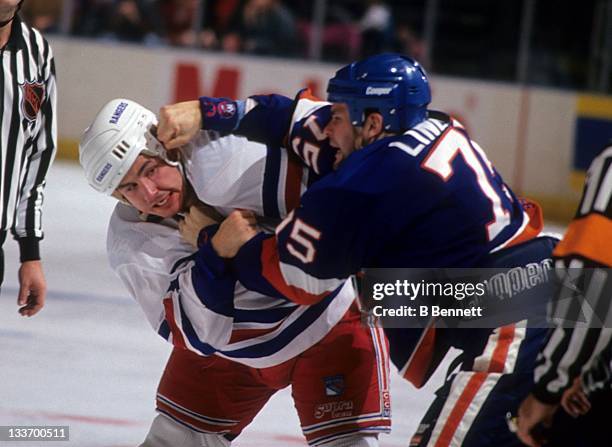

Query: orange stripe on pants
left=434, top=372, right=488, bottom=447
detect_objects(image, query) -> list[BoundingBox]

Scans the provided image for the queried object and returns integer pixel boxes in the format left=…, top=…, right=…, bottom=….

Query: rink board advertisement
left=50, top=38, right=611, bottom=219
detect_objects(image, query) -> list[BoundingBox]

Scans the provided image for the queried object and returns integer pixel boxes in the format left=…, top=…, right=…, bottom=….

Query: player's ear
left=363, top=112, right=384, bottom=139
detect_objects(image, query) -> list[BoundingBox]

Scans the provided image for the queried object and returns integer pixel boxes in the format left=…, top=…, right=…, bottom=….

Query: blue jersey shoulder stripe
left=170, top=253, right=196, bottom=274
left=177, top=295, right=217, bottom=355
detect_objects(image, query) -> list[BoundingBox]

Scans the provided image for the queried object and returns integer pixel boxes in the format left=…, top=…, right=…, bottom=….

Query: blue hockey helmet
left=326, top=53, right=431, bottom=132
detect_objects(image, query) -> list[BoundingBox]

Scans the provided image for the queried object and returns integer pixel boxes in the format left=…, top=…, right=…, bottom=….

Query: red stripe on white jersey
left=285, top=156, right=304, bottom=213
left=228, top=323, right=283, bottom=344
left=163, top=296, right=187, bottom=349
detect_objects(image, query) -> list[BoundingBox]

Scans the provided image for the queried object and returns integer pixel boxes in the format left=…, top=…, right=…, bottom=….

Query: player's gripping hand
left=211, top=210, right=258, bottom=258
left=158, top=100, right=202, bottom=149
left=561, top=377, right=591, bottom=417
left=179, top=204, right=221, bottom=248
left=17, top=260, right=46, bottom=317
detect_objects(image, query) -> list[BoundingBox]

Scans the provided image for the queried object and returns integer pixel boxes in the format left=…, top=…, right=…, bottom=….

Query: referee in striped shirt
left=517, top=143, right=612, bottom=446
left=0, top=0, right=56, bottom=316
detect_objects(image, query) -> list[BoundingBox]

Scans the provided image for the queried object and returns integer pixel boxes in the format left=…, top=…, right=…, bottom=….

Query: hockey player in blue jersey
left=157, top=53, right=558, bottom=446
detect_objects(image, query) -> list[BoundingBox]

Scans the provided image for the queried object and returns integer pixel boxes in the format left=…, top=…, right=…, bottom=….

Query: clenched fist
left=157, top=100, right=202, bottom=149
left=211, top=210, right=258, bottom=258
left=179, top=204, right=222, bottom=248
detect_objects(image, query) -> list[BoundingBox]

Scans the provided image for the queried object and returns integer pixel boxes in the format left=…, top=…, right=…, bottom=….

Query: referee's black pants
left=0, top=247, right=4, bottom=286
left=0, top=231, right=6, bottom=287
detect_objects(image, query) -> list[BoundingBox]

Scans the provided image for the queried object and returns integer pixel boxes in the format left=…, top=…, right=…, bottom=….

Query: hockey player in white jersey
left=79, top=99, right=390, bottom=447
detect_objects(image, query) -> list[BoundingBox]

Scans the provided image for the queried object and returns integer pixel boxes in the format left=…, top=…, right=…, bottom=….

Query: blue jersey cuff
left=199, top=97, right=245, bottom=132
left=195, top=224, right=227, bottom=277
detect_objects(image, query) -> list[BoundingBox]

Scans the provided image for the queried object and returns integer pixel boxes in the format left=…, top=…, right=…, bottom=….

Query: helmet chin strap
left=0, top=0, right=23, bottom=28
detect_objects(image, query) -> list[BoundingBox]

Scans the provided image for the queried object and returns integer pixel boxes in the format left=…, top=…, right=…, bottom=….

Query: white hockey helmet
left=79, top=98, right=176, bottom=195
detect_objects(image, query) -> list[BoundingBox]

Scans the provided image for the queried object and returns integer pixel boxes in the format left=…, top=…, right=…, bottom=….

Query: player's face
left=325, top=103, right=359, bottom=168
left=115, top=155, right=184, bottom=218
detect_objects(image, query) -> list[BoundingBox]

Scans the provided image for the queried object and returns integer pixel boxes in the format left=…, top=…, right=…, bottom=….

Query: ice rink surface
left=1, top=161, right=457, bottom=447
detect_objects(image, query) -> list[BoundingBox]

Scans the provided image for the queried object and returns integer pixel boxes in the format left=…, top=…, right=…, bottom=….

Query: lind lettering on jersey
left=20, top=80, right=45, bottom=121
left=110, top=102, right=129, bottom=125
left=391, top=118, right=449, bottom=156
left=365, top=86, right=393, bottom=96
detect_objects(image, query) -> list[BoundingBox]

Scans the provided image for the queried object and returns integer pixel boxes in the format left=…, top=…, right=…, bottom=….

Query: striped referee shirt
left=1, top=15, right=56, bottom=261
left=532, top=143, right=612, bottom=403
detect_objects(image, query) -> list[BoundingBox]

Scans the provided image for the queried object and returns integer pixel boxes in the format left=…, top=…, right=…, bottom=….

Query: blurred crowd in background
left=21, top=0, right=611, bottom=93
